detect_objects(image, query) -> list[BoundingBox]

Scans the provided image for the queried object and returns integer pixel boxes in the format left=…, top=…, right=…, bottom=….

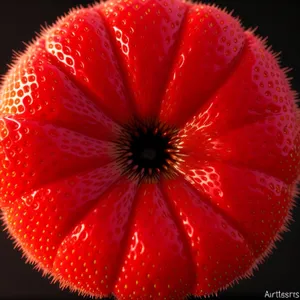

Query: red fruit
left=0, top=0, right=299, bottom=299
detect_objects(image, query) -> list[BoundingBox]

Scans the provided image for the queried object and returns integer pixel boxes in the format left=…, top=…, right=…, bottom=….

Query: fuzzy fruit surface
left=0, top=0, right=299, bottom=299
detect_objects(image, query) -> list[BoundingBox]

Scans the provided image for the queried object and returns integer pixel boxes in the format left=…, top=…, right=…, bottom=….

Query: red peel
left=0, top=0, right=299, bottom=299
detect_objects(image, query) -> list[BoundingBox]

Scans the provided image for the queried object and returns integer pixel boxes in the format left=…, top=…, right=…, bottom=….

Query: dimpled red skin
left=0, top=0, right=299, bottom=299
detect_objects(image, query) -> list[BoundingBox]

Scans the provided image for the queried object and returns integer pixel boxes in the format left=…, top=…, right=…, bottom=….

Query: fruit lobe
left=0, top=0, right=299, bottom=299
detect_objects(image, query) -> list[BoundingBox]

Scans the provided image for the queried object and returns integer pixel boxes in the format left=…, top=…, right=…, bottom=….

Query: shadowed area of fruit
left=0, top=0, right=299, bottom=299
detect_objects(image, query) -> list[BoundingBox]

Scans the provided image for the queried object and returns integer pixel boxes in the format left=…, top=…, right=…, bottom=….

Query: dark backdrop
left=0, top=1, right=299, bottom=299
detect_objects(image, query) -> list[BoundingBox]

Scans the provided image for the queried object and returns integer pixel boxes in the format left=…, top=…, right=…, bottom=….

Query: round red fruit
left=0, top=0, right=299, bottom=299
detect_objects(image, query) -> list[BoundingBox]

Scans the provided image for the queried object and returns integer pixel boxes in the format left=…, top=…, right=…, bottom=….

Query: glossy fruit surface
left=0, top=0, right=299, bottom=299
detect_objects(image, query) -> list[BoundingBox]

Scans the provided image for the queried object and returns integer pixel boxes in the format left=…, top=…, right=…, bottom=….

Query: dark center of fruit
left=115, top=118, right=184, bottom=183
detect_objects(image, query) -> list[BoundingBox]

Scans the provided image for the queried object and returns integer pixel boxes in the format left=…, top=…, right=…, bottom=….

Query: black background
left=0, top=0, right=299, bottom=299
